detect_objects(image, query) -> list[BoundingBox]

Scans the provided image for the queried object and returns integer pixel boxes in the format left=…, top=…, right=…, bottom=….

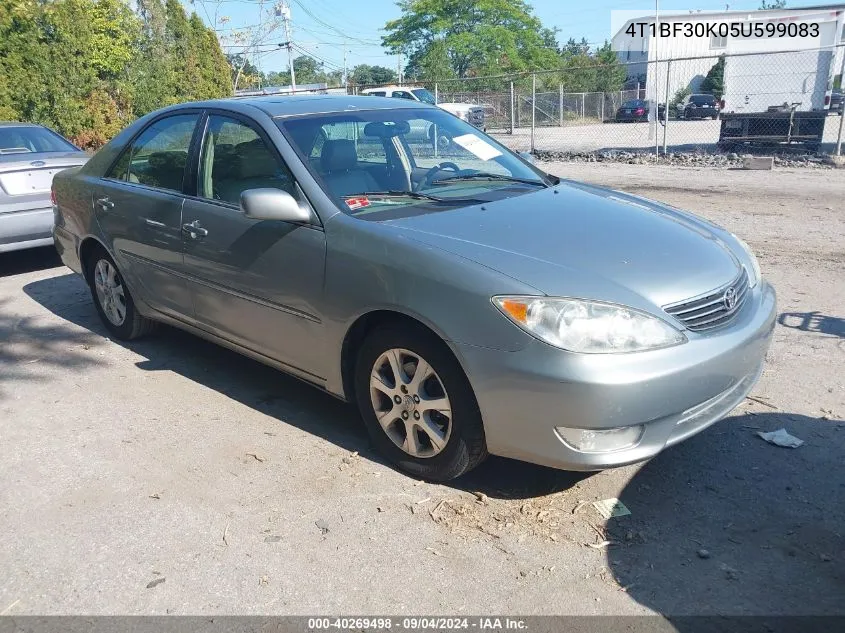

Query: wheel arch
left=339, top=308, right=472, bottom=405
left=78, top=235, right=111, bottom=284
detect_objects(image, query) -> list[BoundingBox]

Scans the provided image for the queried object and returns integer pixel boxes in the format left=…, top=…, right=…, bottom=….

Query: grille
left=664, top=268, right=750, bottom=332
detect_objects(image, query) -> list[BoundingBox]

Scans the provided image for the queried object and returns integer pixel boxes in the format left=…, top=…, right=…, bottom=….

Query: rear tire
left=85, top=247, right=155, bottom=341
left=354, top=325, right=487, bottom=481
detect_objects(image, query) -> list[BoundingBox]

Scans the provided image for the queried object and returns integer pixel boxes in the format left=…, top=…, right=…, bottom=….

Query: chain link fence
left=353, top=45, right=845, bottom=157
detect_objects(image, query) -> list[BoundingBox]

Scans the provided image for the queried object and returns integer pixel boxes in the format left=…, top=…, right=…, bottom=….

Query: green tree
left=383, top=0, right=559, bottom=79
left=700, top=56, right=725, bottom=98
left=351, top=64, right=398, bottom=86
left=593, top=41, right=626, bottom=92
left=561, top=37, right=591, bottom=58
left=408, top=39, right=456, bottom=82
left=0, top=0, right=231, bottom=147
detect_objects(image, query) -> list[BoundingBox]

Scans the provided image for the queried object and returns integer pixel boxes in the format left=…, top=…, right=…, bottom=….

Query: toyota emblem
left=723, top=286, right=738, bottom=311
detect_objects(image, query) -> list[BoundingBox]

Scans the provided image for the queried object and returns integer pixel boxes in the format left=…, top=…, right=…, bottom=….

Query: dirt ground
left=0, top=163, right=843, bottom=617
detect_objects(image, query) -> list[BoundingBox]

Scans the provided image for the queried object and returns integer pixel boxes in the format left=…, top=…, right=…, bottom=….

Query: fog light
left=555, top=425, right=644, bottom=453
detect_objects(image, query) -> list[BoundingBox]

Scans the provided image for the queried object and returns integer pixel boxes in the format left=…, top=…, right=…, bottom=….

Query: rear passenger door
left=94, top=112, right=200, bottom=319
left=179, top=112, right=328, bottom=379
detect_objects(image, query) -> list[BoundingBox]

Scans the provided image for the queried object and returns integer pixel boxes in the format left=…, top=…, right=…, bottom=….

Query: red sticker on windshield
left=345, top=197, right=371, bottom=210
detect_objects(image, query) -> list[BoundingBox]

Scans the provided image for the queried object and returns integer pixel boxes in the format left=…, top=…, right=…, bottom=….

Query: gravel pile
left=533, top=149, right=837, bottom=169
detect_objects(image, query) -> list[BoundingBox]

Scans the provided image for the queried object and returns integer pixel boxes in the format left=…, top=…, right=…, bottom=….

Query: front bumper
left=454, top=281, right=776, bottom=471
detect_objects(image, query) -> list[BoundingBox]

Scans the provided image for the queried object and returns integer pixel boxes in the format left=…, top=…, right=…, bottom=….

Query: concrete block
left=743, top=156, right=774, bottom=170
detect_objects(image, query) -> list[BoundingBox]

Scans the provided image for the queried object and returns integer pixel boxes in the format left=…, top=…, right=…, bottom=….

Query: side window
left=106, top=148, right=131, bottom=181
left=107, top=114, right=198, bottom=191
left=393, top=91, right=416, bottom=100
left=199, top=115, right=295, bottom=205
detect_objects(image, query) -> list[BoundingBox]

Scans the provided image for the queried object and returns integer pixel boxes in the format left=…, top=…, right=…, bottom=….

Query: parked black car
left=829, top=90, right=843, bottom=115
left=677, top=94, right=720, bottom=120
left=615, top=100, right=666, bottom=122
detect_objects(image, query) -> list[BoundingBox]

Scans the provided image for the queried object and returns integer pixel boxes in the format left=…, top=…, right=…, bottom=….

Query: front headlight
left=493, top=296, right=686, bottom=353
left=731, top=234, right=761, bottom=288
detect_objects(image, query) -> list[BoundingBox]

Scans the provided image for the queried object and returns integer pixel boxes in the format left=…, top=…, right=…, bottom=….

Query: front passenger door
left=180, top=114, right=327, bottom=379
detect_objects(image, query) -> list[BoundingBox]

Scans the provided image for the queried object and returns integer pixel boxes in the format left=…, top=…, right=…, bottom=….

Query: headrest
left=321, top=139, right=357, bottom=172
left=235, top=140, right=278, bottom=179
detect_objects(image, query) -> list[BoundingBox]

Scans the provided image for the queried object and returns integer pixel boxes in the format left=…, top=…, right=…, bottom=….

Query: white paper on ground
left=592, top=498, right=631, bottom=519
left=757, top=428, right=804, bottom=448
left=451, top=133, right=503, bottom=161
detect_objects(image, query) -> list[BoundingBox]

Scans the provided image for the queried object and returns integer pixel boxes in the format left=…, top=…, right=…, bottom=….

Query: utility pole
left=654, top=0, right=660, bottom=158
left=398, top=51, right=403, bottom=84
left=280, top=2, right=296, bottom=92
left=342, top=41, right=348, bottom=88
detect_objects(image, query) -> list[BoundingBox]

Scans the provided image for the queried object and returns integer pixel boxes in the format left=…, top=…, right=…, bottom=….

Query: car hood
left=383, top=180, right=741, bottom=310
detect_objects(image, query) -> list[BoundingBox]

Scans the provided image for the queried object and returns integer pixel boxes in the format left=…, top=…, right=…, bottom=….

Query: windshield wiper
left=347, top=190, right=484, bottom=205
left=431, top=173, right=549, bottom=187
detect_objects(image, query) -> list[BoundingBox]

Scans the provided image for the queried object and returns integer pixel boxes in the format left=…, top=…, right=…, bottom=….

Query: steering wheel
left=415, top=162, right=461, bottom=191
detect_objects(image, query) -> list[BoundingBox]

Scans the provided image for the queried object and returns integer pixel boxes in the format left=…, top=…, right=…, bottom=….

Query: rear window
left=622, top=100, right=645, bottom=108
left=690, top=95, right=716, bottom=105
left=0, top=126, right=77, bottom=154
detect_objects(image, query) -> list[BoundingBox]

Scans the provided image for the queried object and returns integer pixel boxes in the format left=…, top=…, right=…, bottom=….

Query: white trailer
left=718, top=9, right=844, bottom=149
left=721, top=11, right=844, bottom=114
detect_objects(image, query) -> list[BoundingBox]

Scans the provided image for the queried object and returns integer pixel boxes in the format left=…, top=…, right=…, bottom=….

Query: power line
left=287, top=0, right=383, bottom=45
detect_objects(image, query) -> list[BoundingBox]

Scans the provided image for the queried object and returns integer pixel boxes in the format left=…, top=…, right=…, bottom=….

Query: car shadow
left=0, top=245, right=63, bottom=278
left=605, top=411, right=845, bottom=617
left=23, top=272, right=587, bottom=497
left=778, top=311, right=845, bottom=338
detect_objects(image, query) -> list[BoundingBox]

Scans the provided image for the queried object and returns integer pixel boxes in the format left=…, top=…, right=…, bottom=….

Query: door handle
left=96, top=196, right=114, bottom=211
left=182, top=220, right=208, bottom=239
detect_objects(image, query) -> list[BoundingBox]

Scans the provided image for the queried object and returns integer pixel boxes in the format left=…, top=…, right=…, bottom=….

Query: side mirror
left=240, top=188, right=312, bottom=224
left=519, top=151, right=536, bottom=165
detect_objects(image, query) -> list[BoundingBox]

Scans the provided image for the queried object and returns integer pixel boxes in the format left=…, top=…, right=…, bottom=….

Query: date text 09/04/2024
left=624, top=21, right=820, bottom=39
left=307, top=617, right=528, bottom=630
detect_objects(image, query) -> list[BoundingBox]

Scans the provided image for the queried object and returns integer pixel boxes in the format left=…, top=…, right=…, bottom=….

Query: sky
left=185, top=0, right=831, bottom=79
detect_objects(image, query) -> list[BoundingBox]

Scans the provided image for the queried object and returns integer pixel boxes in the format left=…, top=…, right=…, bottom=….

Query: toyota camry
left=52, top=96, right=776, bottom=481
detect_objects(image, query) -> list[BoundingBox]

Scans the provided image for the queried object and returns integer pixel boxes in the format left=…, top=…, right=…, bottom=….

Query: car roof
left=0, top=121, right=44, bottom=129
left=167, top=94, right=435, bottom=118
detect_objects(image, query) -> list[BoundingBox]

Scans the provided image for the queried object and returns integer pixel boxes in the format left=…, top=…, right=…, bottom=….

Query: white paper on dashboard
left=451, top=133, right=503, bottom=161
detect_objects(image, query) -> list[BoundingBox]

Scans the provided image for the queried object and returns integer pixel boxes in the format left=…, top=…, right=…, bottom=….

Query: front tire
left=86, top=248, right=155, bottom=341
left=354, top=325, right=487, bottom=481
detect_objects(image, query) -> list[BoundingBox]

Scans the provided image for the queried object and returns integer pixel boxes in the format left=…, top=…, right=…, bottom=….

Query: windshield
left=690, top=95, right=716, bottom=105
left=279, top=107, right=548, bottom=218
left=412, top=89, right=437, bottom=105
left=0, top=126, right=77, bottom=154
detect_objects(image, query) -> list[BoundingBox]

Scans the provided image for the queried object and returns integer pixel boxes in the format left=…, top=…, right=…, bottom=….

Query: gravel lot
left=0, top=163, right=843, bottom=617
left=492, top=117, right=845, bottom=153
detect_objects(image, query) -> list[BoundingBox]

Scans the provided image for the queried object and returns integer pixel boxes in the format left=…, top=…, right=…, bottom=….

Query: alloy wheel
left=93, top=259, right=126, bottom=326
left=369, top=348, right=452, bottom=458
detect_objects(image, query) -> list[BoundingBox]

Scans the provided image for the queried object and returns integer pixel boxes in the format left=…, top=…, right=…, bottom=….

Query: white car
left=361, top=86, right=485, bottom=131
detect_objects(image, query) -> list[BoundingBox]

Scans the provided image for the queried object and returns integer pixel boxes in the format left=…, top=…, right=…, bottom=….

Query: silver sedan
left=0, top=122, right=88, bottom=253
left=52, top=96, right=775, bottom=481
